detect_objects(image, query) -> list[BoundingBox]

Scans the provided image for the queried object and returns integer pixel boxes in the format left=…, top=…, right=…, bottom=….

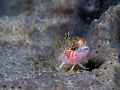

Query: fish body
left=58, top=38, right=90, bottom=71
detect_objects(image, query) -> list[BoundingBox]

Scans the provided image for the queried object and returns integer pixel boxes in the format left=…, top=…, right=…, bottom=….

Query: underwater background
left=0, top=0, right=120, bottom=90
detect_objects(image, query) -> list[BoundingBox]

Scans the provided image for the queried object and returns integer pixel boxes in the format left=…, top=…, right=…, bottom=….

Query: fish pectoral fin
left=78, top=64, right=90, bottom=70
left=56, top=63, right=64, bottom=71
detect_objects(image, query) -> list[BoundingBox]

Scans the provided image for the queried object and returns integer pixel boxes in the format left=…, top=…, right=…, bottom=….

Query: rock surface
left=0, top=0, right=120, bottom=90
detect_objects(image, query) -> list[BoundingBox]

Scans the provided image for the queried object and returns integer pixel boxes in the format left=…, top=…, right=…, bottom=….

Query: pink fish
left=58, top=38, right=90, bottom=71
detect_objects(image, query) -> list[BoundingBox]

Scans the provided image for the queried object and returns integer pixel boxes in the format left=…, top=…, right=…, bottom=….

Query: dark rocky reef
left=0, top=0, right=32, bottom=16
left=0, top=0, right=120, bottom=90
